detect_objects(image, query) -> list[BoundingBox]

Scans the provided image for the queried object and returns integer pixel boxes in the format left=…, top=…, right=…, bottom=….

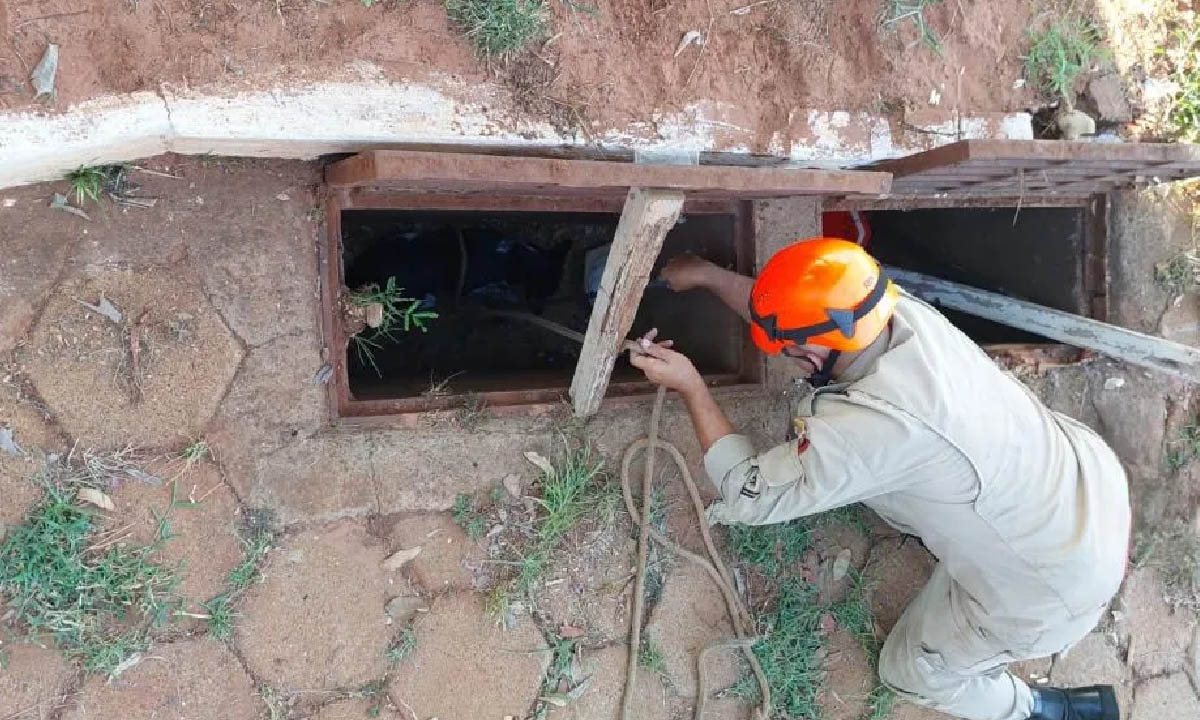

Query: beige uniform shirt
left=705, top=293, right=1131, bottom=635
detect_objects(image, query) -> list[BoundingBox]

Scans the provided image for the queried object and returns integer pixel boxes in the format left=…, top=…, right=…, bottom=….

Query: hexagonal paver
left=388, top=593, right=548, bottom=719
left=0, top=642, right=75, bottom=718
left=0, top=385, right=62, bottom=526
left=25, top=270, right=243, bottom=449
left=238, top=521, right=391, bottom=690
left=63, top=637, right=259, bottom=720
left=384, top=513, right=478, bottom=592
left=109, top=460, right=243, bottom=618
left=0, top=190, right=75, bottom=352
left=1129, top=674, right=1200, bottom=720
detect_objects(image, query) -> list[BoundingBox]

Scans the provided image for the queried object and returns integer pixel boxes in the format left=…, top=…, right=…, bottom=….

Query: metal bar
left=886, top=266, right=1200, bottom=383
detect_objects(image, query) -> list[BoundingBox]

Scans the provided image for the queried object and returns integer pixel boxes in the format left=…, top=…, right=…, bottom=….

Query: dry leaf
left=76, top=488, right=115, bottom=511
left=382, top=546, right=422, bottom=571
left=75, top=294, right=123, bottom=325
left=523, top=451, right=555, bottom=479
left=31, top=44, right=58, bottom=98
left=50, top=193, right=91, bottom=221
left=831, top=548, right=853, bottom=582
left=502, top=474, right=523, bottom=499
left=674, top=30, right=704, bottom=58
left=539, top=693, right=571, bottom=707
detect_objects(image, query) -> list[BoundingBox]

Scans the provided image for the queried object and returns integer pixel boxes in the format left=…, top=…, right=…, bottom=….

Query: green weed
left=66, top=166, right=112, bottom=205
left=452, top=494, right=487, bottom=540
left=881, top=0, right=943, bottom=54
left=1024, top=18, right=1104, bottom=100
left=1164, top=414, right=1200, bottom=471
left=387, top=626, right=417, bottom=665
left=179, top=438, right=210, bottom=466
left=727, top=519, right=814, bottom=576
left=532, top=445, right=607, bottom=547
left=349, top=276, right=438, bottom=377
left=446, top=0, right=547, bottom=58
left=203, top=594, right=237, bottom=641
left=1163, top=25, right=1200, bottom=142
left=638, top=639, right=666, bottom=675
left=1155, top=251, right=1200, bottom=297
left=0, top=483, right=180, bottom=675
left=202, top=527, right=275, bottom=641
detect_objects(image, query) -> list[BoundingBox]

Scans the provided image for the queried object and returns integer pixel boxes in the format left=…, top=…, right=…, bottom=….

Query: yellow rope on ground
left=619, top=387, right=771, bottom=720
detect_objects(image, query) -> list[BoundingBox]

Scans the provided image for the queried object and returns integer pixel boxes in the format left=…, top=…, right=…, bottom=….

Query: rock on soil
left=63, top=637, right=259, bottom=720
left=24, top=270, right=243, bottom=449
left=112, top=461, right=243, bottom=618
left=1086, top=74, right=1133, bottom=123
left=0, top=385, right=61, bottom=526
left=862, top=535, right=936, bottom=634
left=388, top=592, right=548, bottom=719
left=238, top=521, right=391, bottom=690
left=384, top=513, right=476, bottom=592
left=0, top=643, right=74, bottom=718
left=1129, top=673, right=1200, bottom=720
left=1050, top=633, right=1134, bottom=717
left=1118, top=567, right=1198, bottom=677
left=548, top=645, right=677, bottom=720
left=644, top=562, right=744, bottom=698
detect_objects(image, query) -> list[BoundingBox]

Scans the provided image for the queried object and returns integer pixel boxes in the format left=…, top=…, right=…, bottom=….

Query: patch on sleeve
left=793, top=418, right=811, bottom=456
left=738, top=462, right=762, bottom=499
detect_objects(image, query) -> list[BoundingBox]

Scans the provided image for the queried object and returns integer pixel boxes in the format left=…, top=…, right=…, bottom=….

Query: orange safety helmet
left=749, top=238, right=899, bottom=354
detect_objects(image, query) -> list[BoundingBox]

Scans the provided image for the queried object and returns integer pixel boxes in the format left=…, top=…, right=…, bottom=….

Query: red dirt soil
left=0, top=0, right=1034, bottom=146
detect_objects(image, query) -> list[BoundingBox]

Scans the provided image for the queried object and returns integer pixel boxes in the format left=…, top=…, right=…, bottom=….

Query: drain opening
left=339, top=208, right=751, bottom=403
left=867, top=206, right=1092, bottom=343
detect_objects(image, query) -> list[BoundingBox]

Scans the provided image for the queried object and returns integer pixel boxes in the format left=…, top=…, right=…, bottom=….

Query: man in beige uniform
left=630, top=238, right=1130, bottom=720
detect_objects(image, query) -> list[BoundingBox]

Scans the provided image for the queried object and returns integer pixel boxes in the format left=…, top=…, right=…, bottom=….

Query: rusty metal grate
left=871, top=139, right=1200, bottom=199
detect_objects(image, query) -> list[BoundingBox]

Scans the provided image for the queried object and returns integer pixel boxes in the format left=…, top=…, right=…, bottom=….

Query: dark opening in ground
left=340, top=209, right=747, bottom=401
left=867, top=206, right=1089, bottom=343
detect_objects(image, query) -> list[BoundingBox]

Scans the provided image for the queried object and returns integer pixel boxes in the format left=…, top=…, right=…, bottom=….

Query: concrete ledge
left=0, top=73, right=1033, bottom=189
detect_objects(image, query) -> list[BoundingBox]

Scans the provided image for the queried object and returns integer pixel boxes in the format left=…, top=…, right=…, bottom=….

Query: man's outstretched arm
left=659, top=255, right=755, bottom=323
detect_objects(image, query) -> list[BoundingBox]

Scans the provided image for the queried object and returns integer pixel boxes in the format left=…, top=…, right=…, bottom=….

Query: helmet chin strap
left=808, top=349, right=841, bottom=388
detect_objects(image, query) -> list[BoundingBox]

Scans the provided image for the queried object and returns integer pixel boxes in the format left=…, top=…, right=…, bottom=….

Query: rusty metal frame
left=319, top=190, right=761, bottom=419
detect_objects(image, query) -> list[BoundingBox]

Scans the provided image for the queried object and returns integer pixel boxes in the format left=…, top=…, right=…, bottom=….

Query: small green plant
left=66, top=166, right=110, bottom=204
left=202, top=527, right=275, bottom=640
left=349, top=276, right=437, bottom=377
left=881, top=0, right=943, bottom=54
left=387, top=626, right=417, bottom=665
left=1164, top=25, right=1200, bottom=142
left=446, top=0, right=547, bottom=58
left=179, top=438, right=210, bottom=465
left=1164, top=414, right=1200, bottom=471
left=1155, top=250, right=1200, bottom=296
left=0, top=483, right=180, bottom=675
left=452, top=494, right=487, bottom=540
left=638, top=639, right=666, bottom=675
left=203, top=594, right=237, bottom=640
left=1024, top=18, right=1103, bottom=100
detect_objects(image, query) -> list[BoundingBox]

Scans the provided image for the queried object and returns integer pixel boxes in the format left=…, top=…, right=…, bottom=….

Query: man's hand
left=659, top=254, right=716, bottom=292
left=630, top=338, right=705, bottom=395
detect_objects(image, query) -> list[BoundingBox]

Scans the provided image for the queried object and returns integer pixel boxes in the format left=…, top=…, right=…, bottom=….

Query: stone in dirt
left=1086, top=74, right=1133, bottom=123
left=644, top=562, right=744, bottom=697
left=547, top=645, right=677, bottom=720
left=25, top=271, right=243, bottom=449
left=62, top=637, right=259, bottom=720
left=862, top=536, right=936, bottom=634
left=1049, top=632, right=1134, bottom=717
left=385, top=595, right=428, bottom=626
left=112, top=462, right=243, bottom=619
left=385, top=513, right=476, bottom=591
left=1129, top=673, right=1200, bottom=720
left=238, top=521, right=391, bottom=690
left=0, top=386, right=62, bottom=526
left=1118, top=567, right=1197, bottom=677
left=0, top=643, right=74, bottom=718
left=388, top=593, right=548, bottom=719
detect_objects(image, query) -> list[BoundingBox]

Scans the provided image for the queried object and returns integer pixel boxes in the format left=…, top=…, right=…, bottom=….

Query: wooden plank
left=887, top=266, right=1200, bottom=383
left=326, top=150, right=892, bottom=198
left=344, top=188, right=738, bottom=215
left=570, top=189, right=685, bottom=416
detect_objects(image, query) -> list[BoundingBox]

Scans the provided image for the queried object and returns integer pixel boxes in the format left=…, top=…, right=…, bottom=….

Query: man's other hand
left=659, top=254, right=715, bottom=292
left=630, top=338, right=705, bottom=395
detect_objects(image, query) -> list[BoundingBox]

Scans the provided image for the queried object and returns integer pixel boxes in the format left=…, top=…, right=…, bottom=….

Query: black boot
left=1030, top=685, right=1119, bottom=720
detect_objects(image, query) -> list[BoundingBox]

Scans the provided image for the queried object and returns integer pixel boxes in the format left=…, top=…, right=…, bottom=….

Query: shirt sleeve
left=702, top=396, right=958, bottom=525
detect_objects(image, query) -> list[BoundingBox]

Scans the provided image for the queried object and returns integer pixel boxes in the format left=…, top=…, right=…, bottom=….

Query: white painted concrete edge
left=0, top=73, right=1033, bottom=190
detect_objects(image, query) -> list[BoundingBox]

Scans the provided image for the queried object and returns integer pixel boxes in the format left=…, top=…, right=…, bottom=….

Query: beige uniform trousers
left=703, top=294, right=1130, bottom=720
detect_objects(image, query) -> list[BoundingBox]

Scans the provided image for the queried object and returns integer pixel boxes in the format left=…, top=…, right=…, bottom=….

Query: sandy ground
left=0, top=157, right=1198, bottom=719
left=0, top=0, right=1130, bottom=148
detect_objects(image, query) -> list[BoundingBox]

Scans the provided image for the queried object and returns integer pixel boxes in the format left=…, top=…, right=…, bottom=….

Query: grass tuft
left=0, top=483, right=180, bottom=675
left=387, top=626, right=417, bottom=666
left=202, top=526, right=276, bottom=640
left=446, top=0, right=547, bottom=58
left=1024, top=18, right=1103, bottom=100
left=727, top=519, right=814, bottom=576
left=638, top=638, right=666, bottom=675
left=179, top=438, right=210, bottom=466
left=1163, top=25, right=1200, bottom=142
left=66, top=166, right=112, bottom=205
left=1164, top=414, right=1200, bottom=472
left=1155, top=250, right=1200, bottom=297
left=452, top=494, right=488, bottom=540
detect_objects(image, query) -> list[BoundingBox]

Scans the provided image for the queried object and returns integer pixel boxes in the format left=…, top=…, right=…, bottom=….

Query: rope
left=619, top=387, right=771, bottom=720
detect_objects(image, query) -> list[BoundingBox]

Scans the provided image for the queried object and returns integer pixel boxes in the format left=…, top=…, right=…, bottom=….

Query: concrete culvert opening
left=338, top=207, right=754, bottom=409
left=867, top=206, right=1094, bottom=344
